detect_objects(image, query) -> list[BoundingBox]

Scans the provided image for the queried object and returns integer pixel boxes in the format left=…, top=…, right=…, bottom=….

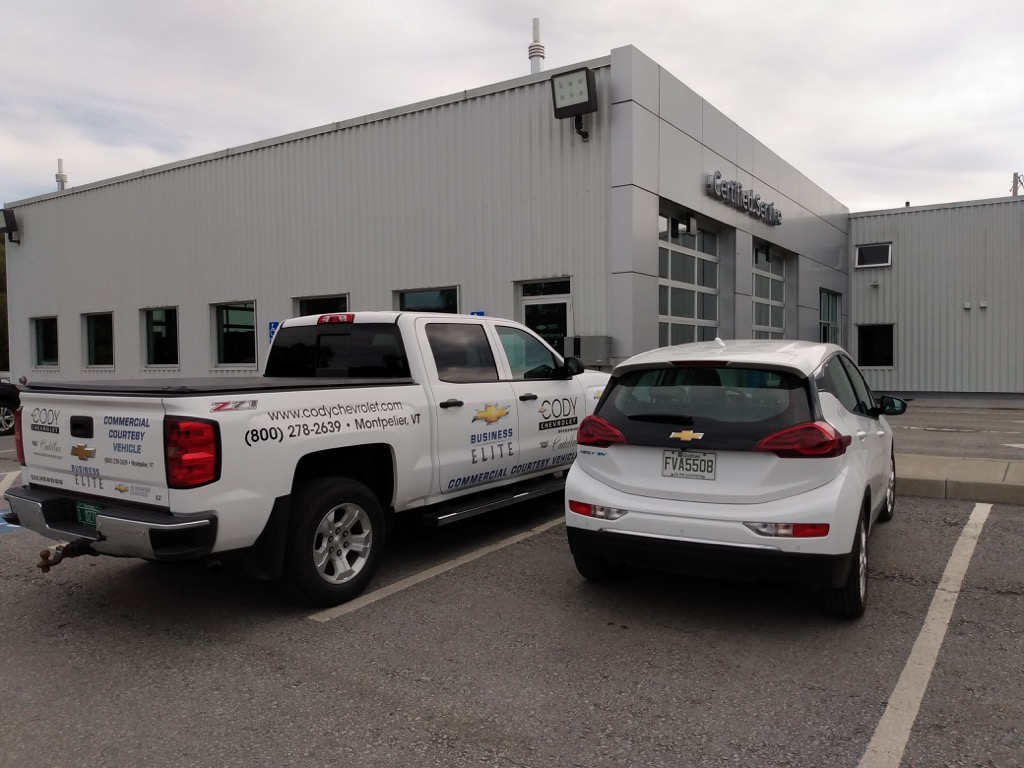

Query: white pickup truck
left=4, top=311, right=608, bottom=605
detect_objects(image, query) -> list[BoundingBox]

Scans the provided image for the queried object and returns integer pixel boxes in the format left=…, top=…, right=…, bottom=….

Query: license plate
left=662, top=450, right=716, bottom=480
left=75, top=501, right=103, bottom=527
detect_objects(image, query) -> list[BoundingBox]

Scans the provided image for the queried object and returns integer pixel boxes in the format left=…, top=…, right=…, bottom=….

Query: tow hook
left=36, top=540, right=97, bottom=573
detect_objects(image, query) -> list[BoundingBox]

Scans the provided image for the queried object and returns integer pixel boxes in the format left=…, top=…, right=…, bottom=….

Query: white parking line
left=309, top=517, right=563, bottom=622
left=858, top=502, right=992, bottom=768
left=0, top=470, right=20, bottom=496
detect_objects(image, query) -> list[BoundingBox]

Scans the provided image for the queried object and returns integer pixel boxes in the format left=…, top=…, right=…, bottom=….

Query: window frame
left=83, top=312, right=115, bottom=368
left=657, top=204, right=719, bottom=347
left=32, top=316, right=59, bottom=368
left=855, top=243, right=892, bottom=269
left=143, top=307, right=179, bottom=368
left=213, top=300, right=258, bottom=368
left=819, top=290, right=841, bottom=345
left=396, top=286, right=459, bottom=314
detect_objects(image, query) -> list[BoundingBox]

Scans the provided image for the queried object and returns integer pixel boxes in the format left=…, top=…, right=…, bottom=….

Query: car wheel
left=573, top=554, right=626, bottom=582
left=0, top=403, right=15, bottom=436
left=823, top=514, right=867, bottom=618
left=877, top=452, right=896, bottom=523
left=284, top=477, right=385, bottom=606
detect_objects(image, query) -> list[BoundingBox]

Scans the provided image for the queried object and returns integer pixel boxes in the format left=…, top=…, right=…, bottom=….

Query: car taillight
left=568, top=500, right=628, bottom=520
left=576, top=415, right=627, bottom=448
left=753, top=421, right=851, bottom=458
left=14, top=406, right=25, bottom=466
left=744, top=522, right=831, bottom=537
left=165, top=417, right=220, bottom=488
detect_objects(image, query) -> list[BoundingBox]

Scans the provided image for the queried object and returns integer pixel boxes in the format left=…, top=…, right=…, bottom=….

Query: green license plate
left=75, top=501, right=103, bottom=527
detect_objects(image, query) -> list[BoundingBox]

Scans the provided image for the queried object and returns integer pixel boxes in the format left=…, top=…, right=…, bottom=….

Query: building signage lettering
left=705, top=171, right=782, bottom=226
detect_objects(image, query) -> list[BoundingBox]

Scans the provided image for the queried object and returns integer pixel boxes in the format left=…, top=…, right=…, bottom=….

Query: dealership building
left=2, top=45, right=1021, bottom=393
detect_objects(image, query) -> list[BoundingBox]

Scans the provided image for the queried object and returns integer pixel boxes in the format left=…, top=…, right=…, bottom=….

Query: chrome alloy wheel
left=886, top=457, right=895, bottom=512
left=312, top=503, right=372, bottom=584
left=856, top=518, right=868, bottom=601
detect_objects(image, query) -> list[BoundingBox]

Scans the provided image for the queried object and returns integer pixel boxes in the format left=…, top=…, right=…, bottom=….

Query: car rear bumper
left=4, top=485, right=217, bottom=561
left=566, top=526, right=854, bottom=588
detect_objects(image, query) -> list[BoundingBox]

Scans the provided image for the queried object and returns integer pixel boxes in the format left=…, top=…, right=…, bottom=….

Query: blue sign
left=269, top=321, right=280, bottom=343
left=470, top=311, right=486, bottom=316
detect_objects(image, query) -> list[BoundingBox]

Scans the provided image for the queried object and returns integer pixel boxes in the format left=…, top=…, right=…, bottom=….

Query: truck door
left=493, top=322, right=584, bottom=478
left=417, top=319, right=520, bottom=495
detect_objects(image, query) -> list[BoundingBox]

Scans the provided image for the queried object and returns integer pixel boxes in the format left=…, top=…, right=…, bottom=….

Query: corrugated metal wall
left=7, top=65, right=613, bottom=380
left=851, top=198, right=1024, bottom=393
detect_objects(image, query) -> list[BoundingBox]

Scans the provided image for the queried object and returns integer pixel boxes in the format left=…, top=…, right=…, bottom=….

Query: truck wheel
left=285, top=478, right=385, bottom=607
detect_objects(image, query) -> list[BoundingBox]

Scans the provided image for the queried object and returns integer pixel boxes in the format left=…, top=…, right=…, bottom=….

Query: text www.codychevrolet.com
left=248, top=400, right=414, bottom=446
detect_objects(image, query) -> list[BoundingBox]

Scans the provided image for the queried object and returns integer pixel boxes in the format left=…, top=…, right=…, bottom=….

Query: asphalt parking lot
left=1, top=486, right=1021, bottom=768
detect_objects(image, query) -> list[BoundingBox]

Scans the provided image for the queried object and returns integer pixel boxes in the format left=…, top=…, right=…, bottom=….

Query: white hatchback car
left=565, top=340, right=907, bottom=617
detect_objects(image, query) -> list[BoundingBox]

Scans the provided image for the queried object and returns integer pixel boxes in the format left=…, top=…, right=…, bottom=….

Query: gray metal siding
left=851, top=198, right=1024, bottom=393
left=7, top=68, right=613, bottom=380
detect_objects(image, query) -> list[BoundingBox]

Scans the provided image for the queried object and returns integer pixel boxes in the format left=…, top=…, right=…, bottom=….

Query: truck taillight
left=14, top=406, right=25, bottom=466
left=165, top=417, right=220, bottom=489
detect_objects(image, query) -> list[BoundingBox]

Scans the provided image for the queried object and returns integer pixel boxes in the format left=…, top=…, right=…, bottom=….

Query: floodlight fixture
left=550, top=67, right=598, bottom=141
left=0, top=208, right=19, bottom=244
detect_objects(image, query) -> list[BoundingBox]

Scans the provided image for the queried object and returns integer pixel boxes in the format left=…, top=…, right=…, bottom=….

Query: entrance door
left=522, top=298, right=574, bottom=357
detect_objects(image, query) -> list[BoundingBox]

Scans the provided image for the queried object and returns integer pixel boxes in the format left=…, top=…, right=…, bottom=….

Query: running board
left=421, top=474, right=566, bottom=528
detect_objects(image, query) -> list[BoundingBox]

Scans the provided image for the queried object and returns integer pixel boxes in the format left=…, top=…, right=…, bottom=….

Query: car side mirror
left=555, top=357, right=584, bottom=379
left=877, top=395, right=908, bottom=416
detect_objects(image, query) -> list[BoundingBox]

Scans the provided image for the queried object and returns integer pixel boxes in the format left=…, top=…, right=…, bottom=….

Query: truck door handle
left=439, top=399, right=464, bottom=409
left=519, top=393, right=538, bottom=401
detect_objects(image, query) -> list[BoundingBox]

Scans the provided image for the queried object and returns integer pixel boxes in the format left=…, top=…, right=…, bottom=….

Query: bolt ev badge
left=669, top=430, right=705, bottom=441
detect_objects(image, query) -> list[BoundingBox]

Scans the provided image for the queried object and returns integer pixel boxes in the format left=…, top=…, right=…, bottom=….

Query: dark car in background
left=0, top=380, right=20, bottom=436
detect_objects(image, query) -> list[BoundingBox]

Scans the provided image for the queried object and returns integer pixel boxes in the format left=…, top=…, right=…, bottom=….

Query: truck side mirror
left=555, top=357, right=584, bottom=379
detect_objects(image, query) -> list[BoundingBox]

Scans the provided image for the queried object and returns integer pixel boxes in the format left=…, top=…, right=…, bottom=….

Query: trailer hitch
left=36, top=540, right=98, bottom=573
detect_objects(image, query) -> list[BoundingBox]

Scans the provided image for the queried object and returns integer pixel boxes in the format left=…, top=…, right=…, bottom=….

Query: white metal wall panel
left=851, top=198, right=1024, bottom=393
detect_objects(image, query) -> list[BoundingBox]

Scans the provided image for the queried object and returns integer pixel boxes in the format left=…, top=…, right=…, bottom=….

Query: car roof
left=613, top=339, right=847, bottom=378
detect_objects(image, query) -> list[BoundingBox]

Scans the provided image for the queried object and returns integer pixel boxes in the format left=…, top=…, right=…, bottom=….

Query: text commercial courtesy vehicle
left=5, top=312, right=608, bottom=606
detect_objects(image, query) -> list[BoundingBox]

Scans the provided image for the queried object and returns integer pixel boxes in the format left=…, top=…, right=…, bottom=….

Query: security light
left=550, top=67, right=598, bottom=141
left=0, top=208, right=19, bottom=244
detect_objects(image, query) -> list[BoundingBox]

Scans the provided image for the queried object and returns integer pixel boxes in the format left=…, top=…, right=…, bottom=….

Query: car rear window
left=265, top=323, right=411, bottom=378
left=596, top=365, right=813, bottom=450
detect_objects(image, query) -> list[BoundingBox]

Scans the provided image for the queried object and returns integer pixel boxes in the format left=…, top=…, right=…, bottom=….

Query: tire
left=877, top=452, right=896, bottom=523
left=0, top=403, right=15, bottom=436
left=573, top=554, right=626, bottom=582
left=823, top=514, right=868, bottom=618
left=284, top=478, right=386, bottom=607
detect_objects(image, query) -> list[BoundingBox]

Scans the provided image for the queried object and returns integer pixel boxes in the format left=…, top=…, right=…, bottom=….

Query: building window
left=520, top=279, right=573, bottom=355
left=215, top=301, right=256, bottom=365
left=398, top=287, right=458, bottom=313
left=658, top=207, right=718, bottom=346
left=752, top=247, right=785, bottom=339
left=144, top=308, right=179, bottom=366
left=820, top=290, right=841, bottom=344
left=857, top=324, right=894, bottom=367
left=856, top=243, right=892, bottom=268
left=297, top=295, right=348, bottom=316
left=84, top=313, right=114, bottom=367
left=32, top=317, right=59, bottom=367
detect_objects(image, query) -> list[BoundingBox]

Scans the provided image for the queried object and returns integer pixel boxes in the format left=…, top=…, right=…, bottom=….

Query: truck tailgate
left=22, top=393, right=170, bottom=508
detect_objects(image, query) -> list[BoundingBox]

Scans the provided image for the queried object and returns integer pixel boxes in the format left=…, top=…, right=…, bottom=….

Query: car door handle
left=519, top=393, right=538, bottom=401
left=856, top=430, right=868, bottom=440
left=439, top=399, right=464, bottom=409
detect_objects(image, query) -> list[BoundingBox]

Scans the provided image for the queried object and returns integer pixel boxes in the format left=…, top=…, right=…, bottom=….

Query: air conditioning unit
left=564, top=336, right=613, bottom=367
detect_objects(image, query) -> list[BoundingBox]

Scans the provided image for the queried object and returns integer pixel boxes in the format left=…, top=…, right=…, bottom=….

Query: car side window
left=424, top=323, right=499, bottom=383
left=817, top=357, right=860, bottom=414
left=495, top=325, right=558, bottom=380
left=839, top=355, right=877, bottom=417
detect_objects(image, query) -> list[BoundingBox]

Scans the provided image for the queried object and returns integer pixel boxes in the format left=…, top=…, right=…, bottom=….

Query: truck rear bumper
left=4, top=485, right=217, bottom=561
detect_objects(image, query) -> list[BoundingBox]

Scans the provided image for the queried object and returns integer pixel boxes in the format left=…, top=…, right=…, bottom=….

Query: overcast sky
left=3, top=0, right=1022, bottom=212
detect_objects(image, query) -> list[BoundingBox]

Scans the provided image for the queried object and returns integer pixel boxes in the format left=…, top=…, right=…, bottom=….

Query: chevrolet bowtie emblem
left=71, top=444, right=97, bottom=460
left=669, top=430, right=704, bottom=441
left=115, top=485, right=129, bottom=494
left=473, top=404, right=511, bottom=424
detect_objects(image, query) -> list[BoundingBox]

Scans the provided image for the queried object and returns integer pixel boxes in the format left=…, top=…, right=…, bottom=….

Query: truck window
left=264, top=323, right=410, bottom=378
left=425, top=323, right=499, bottom=383
left=496, top=325, right=558, bottom=380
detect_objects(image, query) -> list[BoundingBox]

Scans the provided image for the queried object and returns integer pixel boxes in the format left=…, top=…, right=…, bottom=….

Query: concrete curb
left=896, top=453, right=1024, bottom=506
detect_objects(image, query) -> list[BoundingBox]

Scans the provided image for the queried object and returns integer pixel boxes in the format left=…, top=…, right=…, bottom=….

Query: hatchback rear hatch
left=579, top=362, right=847, bottom=505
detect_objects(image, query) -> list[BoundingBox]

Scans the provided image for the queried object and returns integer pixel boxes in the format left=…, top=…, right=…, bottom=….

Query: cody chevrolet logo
left=670, top=430, right=705, bottom=441
left=473, top=404, right=511, bottom=425
left=71, top=444, right=97, bottom=461
left=538, top=397, right=578, bottom=431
